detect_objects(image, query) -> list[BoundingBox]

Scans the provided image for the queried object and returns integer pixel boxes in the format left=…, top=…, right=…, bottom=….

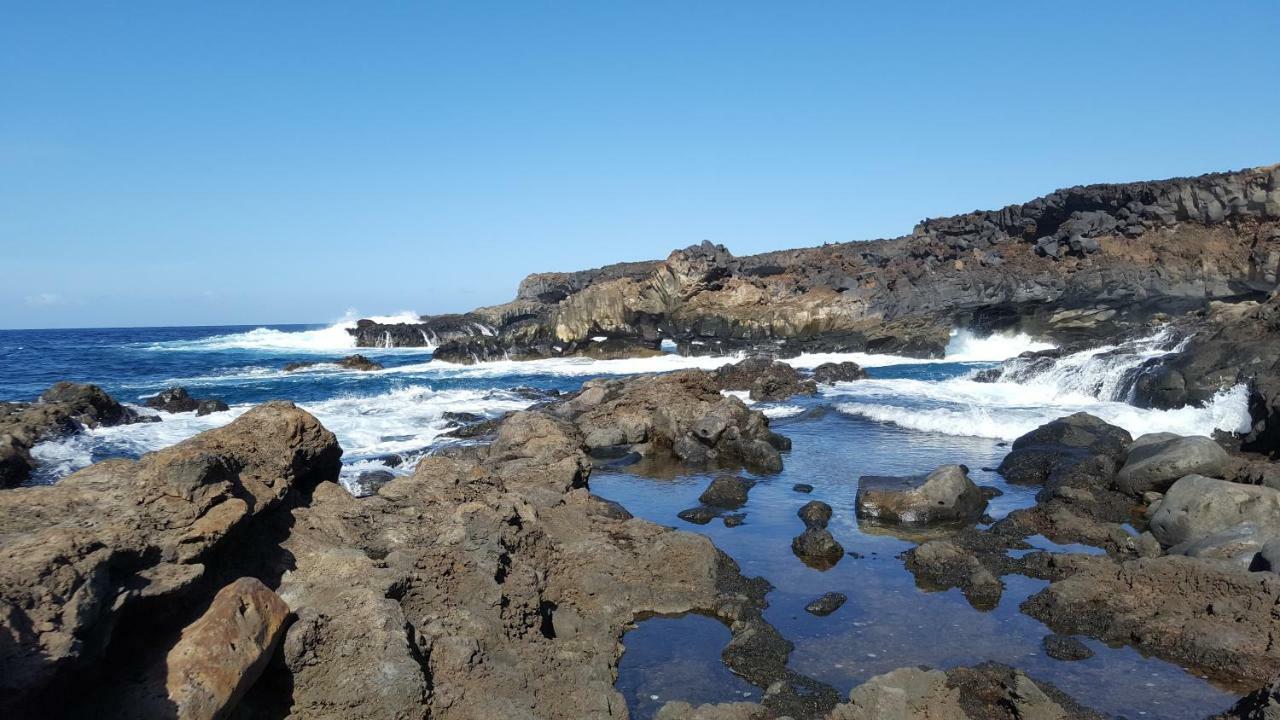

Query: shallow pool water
left=596, top=405, right=1241, bottom=719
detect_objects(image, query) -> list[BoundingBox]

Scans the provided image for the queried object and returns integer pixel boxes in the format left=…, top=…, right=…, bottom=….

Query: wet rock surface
left=791, top=527, right=845, bottom=569
left=284, top=353, right=385, bottom=372
left=811, top=361, right=868, bottom=384
left=144, top=386, right=229, bottom=415
left=1042, top=634, right=1094, bottom=662
left=1, top=382, right=157, bottom=486
left=804, top=592, right=847, bottom=616
left=698, top=475, right=755, bottom=509
left=856, top=465, right=989, bottom=525
left=798, top=500, right=833, bottom=529
left=712, top=357, right=818, bottom=401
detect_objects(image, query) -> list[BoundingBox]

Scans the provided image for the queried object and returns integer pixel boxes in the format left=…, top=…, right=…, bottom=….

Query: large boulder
left=0, top=401, right=341, bottom=714
left=1115, top=434, right=1230, bottom=495
left=1149, top=475, right=1280, bottom=547
left=698, top=475, right=755, bottom=509
left=996, top=413, right=1132, bottom=493
left=855, top=465, right=988, bottom=525
left=164, top=577, right=291, bottom=720
left=37, top=381, right=149, bottom=428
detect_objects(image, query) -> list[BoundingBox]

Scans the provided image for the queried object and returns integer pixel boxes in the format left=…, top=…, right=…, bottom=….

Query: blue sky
left=2, top=2, right=1277, bottom=329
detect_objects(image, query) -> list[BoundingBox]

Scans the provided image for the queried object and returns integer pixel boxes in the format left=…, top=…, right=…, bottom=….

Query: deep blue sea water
left=0, top=322, right=1252, bottom=717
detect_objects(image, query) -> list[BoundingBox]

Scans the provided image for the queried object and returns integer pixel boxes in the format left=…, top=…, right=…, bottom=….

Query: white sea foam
left=829, top=378, right=1251, bottom=441
left=141, top=311, right=424, bottom=353
left=942, top=329, right=1056, bottom=362
left=29, top=386, right=535, bottom=484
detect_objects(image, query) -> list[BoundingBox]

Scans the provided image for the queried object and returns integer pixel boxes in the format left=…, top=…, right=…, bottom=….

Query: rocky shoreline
left=3, top=164, right=1280, bottom=719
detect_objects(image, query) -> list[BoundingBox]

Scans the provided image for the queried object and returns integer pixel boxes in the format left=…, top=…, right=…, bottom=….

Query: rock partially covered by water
left=1149, top=475, right=1280, bottom=548
left=811, top=361, right=868, bottom=384
left=1043, top=634, right=1094, bottom=661
left=804, top=591, right=847, bottom=616
left=797, top=500, right=832, bottom=529
left=0, top=402, right=341, bottom=715
left=712, top=357, right=817, bottom=401
left=791, top=527, right=844, bottom=569
left=164, top=577, right=291, bottom=720
left=903, top=539, right=1003, bottom=610
left=1023, top=554, right=1280, bottom=683
left=1, top=382, right=157, bottom=487
left=698, top=475, right=755, bottom=509
left=856, top=465, right=988, bottom=525
left=1115, top=433, right=1230, bottom=495
left=284, top=354, right=384, bottom=372
left=145, top=386, right=229, bottom=415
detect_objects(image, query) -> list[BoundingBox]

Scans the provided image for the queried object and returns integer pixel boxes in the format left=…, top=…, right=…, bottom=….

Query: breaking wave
left=139, top=311, right=423, bottom=353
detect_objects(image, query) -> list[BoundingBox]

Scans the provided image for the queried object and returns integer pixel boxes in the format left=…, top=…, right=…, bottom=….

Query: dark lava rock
left=195, top=399, right=229, bottom=416
left=698, top=474, right=755, bottom=509
left=285, top=354, right=384, bottom=372
left=722, top=513, right=746, bottom=528
left=855, top=465, right=988, bottom=525
left=145, top=387, right=200, bottom=413
left=811, top=361, right=868, bottom=384
left=793, top=483, right=814, bottom=493
left=798, top=500, right=833, bottom=529
left=1043, top=634, right=1094, bottom=661
left=791, top=527, right=844, bottom=569
left=39, top=382, right=151, bottom=428
left=1212, top=676, right=1280, bottom=719
left=1115, top=433, right=1230, bottom=495
left=804, top=592, right=848, bottom=616
left=510, top=386, right=559, bottom=400
left=442, top=411, right=484, bottom=425
left=377, top=453, right=404, bottom=468
left=677, top=506, right=717, bottom=525
left=997, top=412, right=1132, bottom=492
left=146, top=387, right=229, bottom=415
left=348, top=469, right=395, bottom=497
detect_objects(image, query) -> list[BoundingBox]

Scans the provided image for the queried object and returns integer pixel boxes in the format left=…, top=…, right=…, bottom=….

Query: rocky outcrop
left=0, top=382, right=157, bottom=487
left=1024, top=553, right=1280, bottom=683
left=254, top=408, right=837, bottom=719
left=346, top=313, right=499, bottom=348
left=855, top=465, right=990, bottom=526
left=712, top=357, right=818, bottom=401
left=996, top=412, right=1132, bottom=496
left=553, top=370, right=790, bottom=473
left=358, top=166, right=1280, bottom=364
left=0, top=401, right=341, bottom=716
left=144, top=386, right=229, bottom=415
left=811, top=361, right=868, bottom=384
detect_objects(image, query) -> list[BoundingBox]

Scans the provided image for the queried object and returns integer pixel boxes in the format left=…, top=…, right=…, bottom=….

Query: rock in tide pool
left=791, top=527, right=844, bottom=569
left=1115, top=433, right=1230, bottom=495
left=698, top=474, right=755, bottom=509
left=1043, top=634, right=1094, bottom=661
left=855, top=465, right=988, bottom=525
left=1149, top=475, right=1280, bottom=547
left=793, top=483, right=814, bottom=493
left=797, top=500, right=833, bottom=529
left=997, top=412, right=1131, bottom=489
left=165, top=577, right=291, bottom=720
left=805, top=592, right=847, bottom=616
left=678, top=506, right=717, bottom=525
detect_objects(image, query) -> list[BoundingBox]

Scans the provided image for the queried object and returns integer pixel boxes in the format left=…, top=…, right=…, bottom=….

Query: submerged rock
left=804, top=591, right=847, bottom=616
left=855, top=465, right=988, bottom=525
left=792, top=483, right=814, bottom=493
left=1042, top=634, right=1094, bottom=661
left=1115, top=433, right=1230, bottom=495
left=678, top=506, right=717, bottom=525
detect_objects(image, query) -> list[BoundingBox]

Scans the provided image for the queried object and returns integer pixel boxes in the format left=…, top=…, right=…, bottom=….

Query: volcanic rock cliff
left=354, top=165, right=1280, bottom=361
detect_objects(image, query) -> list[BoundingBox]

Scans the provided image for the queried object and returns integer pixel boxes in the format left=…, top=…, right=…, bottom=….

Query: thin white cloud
left=24, top=293, right=64, bottom=307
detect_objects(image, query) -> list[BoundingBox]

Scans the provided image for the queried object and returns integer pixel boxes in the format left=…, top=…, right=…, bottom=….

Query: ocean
left=0, top=319, right=1256, bottom=717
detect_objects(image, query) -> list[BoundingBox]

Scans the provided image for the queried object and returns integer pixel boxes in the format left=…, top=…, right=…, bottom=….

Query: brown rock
left=166, top=577, right=291, bottom=720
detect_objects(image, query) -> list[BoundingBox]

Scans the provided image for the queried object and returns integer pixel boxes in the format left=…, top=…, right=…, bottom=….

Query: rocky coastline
left=3, top=164, right=1280, bottom=719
